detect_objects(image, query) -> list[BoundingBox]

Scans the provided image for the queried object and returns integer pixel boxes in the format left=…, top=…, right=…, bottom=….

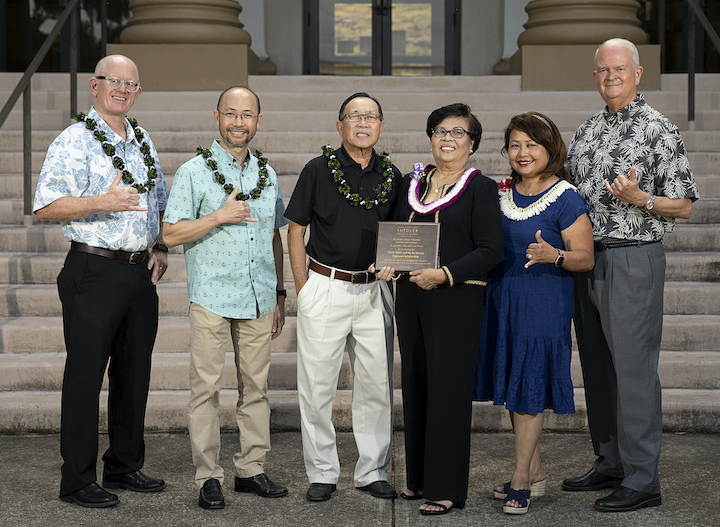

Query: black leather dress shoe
left=356, top=480, right=398, bottom=499
left=234, top=473, right=288, bottom=498
left=60, top=482, right=120, bottom=508
left=199, top=478, right=225, bottom=509
left=103, top=470, right=167, bottom=492
left=306, top=483, right=336, bottom=501
left=594, top=486, right=661, bottom=512
left=562, top=468, right=623, bottom=492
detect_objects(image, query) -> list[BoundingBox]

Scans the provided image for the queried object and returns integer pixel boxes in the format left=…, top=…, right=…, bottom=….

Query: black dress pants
left=396, top=278, right=484, bottom=503
left=57, top=250, right=158, bottom=496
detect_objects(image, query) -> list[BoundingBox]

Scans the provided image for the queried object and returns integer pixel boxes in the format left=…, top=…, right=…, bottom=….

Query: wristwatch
left=276, top=289, right=287, bottom=300
left=554, top=248, right=565, bottom=267
left=154, top=243, right=169, bottom=253
left=644, top=195, right=655, bottom=211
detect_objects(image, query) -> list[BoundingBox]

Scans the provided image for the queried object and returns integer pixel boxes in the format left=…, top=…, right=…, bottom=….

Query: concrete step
left=0, top=280, right=713, bottom=317
left=1, top=71, right=718, bottom=94
left=665, top=252, right=720, bottom=282
left=0, top=313, right=717, bottom=354
left=1, top=386, right=718, bottom=434
left=0, top=315, right=297, bottom=354
left=678, top=198, right=720, bottom=224
left=663, top=224, right=720, bottom=252
left=6, top=88, right=720, bottom=117
left=2, top=350, right=719, bottom=393
left=0, top=249, right=714, bottom=286
left=3, top=129, right=719, bottom=157
left=0, top=250, right=299, bottom=285
left=5, top=145, right=719, bottom=178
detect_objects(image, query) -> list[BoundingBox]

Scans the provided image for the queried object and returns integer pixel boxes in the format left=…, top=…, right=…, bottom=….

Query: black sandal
left=400, top=489, right=423, bottom=500
left=420, top=500, right=466, bottom=515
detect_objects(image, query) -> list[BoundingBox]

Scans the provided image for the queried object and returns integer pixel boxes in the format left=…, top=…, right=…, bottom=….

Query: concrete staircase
left=1, top=73, right=719, bottom=434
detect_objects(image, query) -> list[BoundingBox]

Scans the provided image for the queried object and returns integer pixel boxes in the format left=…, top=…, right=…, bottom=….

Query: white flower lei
left=499, top=179, right=576, bottom=221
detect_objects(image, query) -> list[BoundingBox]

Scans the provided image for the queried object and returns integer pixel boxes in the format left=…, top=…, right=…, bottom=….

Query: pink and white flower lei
left=408, top=163, right=480, bottom=215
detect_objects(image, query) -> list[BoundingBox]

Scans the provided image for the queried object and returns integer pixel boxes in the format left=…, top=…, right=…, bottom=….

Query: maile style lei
left=497, top=176, right=575, bottom=221
left=197, top=146, right=269, bottom=201
left=408, top=162, right=479, bottom=215
left=322, top=145, right=394, bottom=209
left=75, top=113, right=158, bottom=193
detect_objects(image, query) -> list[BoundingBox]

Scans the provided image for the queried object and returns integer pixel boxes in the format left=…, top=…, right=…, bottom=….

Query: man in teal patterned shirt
left=163, top=87, right=288, bottom=509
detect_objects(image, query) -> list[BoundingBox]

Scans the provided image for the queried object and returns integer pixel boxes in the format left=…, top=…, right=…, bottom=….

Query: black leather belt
left=71, top=241, right=149, bottom=264
left=594, top=238, right=661, bottom=252
left=309, top=260, right=376, bottom=284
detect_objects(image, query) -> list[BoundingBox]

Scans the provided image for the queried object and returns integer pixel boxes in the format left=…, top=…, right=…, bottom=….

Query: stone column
left=508, top=0, right=660, bottom=91
left=108, top=0, right=256, bottom=90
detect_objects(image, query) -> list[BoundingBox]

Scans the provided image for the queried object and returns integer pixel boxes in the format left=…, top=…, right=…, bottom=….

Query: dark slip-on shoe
left=60, top=482, right=119, bottom=508
left=234, top=473, right=288, bottom=498
left=356, top=480, right=397, bottom=499
left=562, top=468, right=623, bottom=492
left=594, top=486, right=661, bottom=512
left=306, top=483, right=336, bottom=501
left=103, top=470, right=166, bottom=492
left=199, top=478, right=225, bottom=509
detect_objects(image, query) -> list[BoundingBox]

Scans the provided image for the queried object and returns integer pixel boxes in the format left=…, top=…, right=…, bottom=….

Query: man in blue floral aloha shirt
left=34, top=54, right=169, bottom=508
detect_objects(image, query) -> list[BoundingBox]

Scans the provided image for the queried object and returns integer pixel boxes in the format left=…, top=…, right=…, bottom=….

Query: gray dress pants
left=573, top=242, right=665, bottom=495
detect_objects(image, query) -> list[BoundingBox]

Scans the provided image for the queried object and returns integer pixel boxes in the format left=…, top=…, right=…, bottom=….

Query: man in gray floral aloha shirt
left=562, top=38, right=699, bottom=513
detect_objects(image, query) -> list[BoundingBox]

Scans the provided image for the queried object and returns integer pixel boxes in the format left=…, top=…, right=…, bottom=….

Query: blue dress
left=474, top=180, right=587, bottom=414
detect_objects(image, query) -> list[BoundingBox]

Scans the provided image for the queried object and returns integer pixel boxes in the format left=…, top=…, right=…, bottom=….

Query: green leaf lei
left=321, top=145, right=394, bottom=209
left=196, top=146, right=269, bottom=201
left=75, top=112, right=158, bottom=193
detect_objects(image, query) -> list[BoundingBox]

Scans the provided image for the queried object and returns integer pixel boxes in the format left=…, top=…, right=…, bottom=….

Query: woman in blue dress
left=475, top=112, right=594, bottom=515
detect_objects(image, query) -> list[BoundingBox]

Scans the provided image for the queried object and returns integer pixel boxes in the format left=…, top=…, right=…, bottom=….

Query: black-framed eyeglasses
left=341, top=113, right=382, bottom=123
left=95, top=76, right=141, bottom=93
left=432, top=127, right=469, bottom=139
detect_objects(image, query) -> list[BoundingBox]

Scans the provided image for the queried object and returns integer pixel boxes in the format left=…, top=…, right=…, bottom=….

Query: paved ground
left=0, top=430, right=718, bottom=527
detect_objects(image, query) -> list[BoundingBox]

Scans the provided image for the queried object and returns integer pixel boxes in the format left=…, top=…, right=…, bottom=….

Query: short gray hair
left=594, top=38, right=641, bottom=69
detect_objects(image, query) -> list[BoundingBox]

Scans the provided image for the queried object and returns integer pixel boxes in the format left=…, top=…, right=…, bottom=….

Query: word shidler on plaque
left=375, top=221, right=440, bottom=273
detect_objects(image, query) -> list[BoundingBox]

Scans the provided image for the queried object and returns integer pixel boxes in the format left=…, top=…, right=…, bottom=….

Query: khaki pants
left=187, top=302, right=273, bottom=486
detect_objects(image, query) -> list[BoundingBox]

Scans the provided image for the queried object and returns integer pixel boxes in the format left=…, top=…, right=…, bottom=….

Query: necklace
left=408, top=163, right=479, bottom=216
left=322, top=145, right=394, bottom=209
left=75, top=112, right=158, bottom=193
left=197, top=146, right=269, bottom=200
left=499, top=179, right=575, bottom=221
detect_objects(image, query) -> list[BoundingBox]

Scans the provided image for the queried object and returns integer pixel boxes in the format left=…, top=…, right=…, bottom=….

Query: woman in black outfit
left=378, top=103, right=504, bottom=515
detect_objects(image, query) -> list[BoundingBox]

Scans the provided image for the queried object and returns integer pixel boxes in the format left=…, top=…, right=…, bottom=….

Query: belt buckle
left=128, top=251, right=145, bottom=264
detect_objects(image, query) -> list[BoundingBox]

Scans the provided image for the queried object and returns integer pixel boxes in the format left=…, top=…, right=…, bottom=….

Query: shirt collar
left=211, top=139, right=252, bottom=168
left=87, top=106, right=136, bottom=146
left=337, top=144, right=380, bottom=172
left=602, top=93, right=646, bottom=125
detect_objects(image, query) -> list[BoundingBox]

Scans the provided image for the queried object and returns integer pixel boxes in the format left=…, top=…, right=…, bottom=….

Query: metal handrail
left=0, top=0, right=80, bottom=223
left=686, top=0, right=720, bottom=128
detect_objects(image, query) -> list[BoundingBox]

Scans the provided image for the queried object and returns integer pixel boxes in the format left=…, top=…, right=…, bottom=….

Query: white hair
left=594, top=38, right=641, bottom=69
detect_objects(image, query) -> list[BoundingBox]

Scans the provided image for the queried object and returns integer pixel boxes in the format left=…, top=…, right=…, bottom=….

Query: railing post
left=659, top=0, right=666, bottom=73
left=688, top=0, right=696, bottom=130
left=23, top=84, right=33, bottom=226
left=70, top=1, right=78, bottom=121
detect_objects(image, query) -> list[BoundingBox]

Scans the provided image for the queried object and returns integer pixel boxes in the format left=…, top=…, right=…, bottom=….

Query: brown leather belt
left=71, top=241, right=149, bottom=264
left=309, top=260, right=376, bottom=284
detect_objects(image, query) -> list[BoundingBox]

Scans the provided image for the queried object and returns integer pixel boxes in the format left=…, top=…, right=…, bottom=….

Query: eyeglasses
left=432, top=127, right=469, bottom=139
left=219, top=111, right=259, bottom=122
left=96, top=76, right=141, bottom=93
left=341, top=113, right=382, bottom=123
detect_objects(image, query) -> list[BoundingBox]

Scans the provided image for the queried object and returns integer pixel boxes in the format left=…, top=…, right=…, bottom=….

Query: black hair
left=426, top=103, right=482, bottom=153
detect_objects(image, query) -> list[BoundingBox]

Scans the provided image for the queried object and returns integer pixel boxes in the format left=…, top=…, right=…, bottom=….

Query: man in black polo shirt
left=285, top=92, right=402, bottom=502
